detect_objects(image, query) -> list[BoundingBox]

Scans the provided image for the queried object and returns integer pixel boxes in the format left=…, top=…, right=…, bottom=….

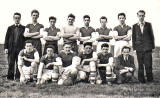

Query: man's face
left=137, top=12, right=145, bottom=22
left=63, top=44, right=72, bottom=53
left=100, top=19, right=107, bottom=27
left=118, top=15, right=126, bottom=24
left=49, top=19, right=56, bottom=27
left=122, top=48, right=130, bottom=56
left=67, top=17, right=74, bottom=25
left=101, top=47, right=109, bottom=54
left=84, top=45, right=92, bottom=54
left=13, top=15, right=21, bottom=24
left=84, top=18, right=90, bottom=26
left=31, top=12, right=39, bottom=22
left=25, top=43, right=33, bottom=52
left=46, top=48, right=54, bottom=56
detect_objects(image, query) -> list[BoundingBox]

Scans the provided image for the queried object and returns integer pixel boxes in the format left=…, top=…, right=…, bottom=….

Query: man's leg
left=89, top=61, right=97, bottom=84
left=136, top=51, right=145, bottom=83
left=144, top=51, right=153, bottom=82
left=52, top=65, right=59, bottom=82
left=7, top=53, right=16, bottom=80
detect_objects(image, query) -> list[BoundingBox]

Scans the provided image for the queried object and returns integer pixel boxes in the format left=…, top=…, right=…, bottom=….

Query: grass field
left=0, top=44, right=160, bottom=98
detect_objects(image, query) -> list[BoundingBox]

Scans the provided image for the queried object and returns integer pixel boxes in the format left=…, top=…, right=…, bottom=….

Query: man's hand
left=46, top=63, right=52, bottom=68
left=20, top=75, right=26, bottom=83
left=4, top=49, right=8, bottom=54
left=22, top=56, right=28, bottom=61
left=119, top=69, right=129, bottom=74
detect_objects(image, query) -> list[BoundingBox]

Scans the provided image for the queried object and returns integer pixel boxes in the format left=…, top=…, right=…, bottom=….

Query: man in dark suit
left=114, top=46, right=135, bottom=84
left=4, top=12, right=25, bottom=80
left=132, top=10, right=155, bottom=83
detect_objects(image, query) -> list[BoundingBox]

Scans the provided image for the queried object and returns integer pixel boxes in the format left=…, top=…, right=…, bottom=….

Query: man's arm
left=4, top=27, right=10, bottom=54
left=122, top=29, right=132, bottom=41
left=149, top=23, right=155, bottom=49
left=132, top=25, right=136, bottom=50
left=24, top=28, right=40, bottom=38
left=31, top=28, right=44, bottom=39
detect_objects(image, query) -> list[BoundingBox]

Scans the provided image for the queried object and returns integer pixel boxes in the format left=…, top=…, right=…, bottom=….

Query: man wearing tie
left=132, top=10, right=155, bottom=83
left=4, top=12, right=25, bottom=80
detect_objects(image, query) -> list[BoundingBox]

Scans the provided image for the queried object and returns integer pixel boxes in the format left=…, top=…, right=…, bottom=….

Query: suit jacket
left=114, top=54, right=135, bottom=71
left=132, top=22, right=155, bottom=51
left=4, top=24, right=25, bottom=54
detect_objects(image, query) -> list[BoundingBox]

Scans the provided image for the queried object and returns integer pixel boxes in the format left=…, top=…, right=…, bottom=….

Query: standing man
left=4, top=12, right=25, bottom=80
left=96, top=16, right=113, bottom=54
left=113, top=13, right=132, bottom=57
left=43, top=16, right=60, bottom=54
left=24, top=9, right=44, bottom=58
left=60, top=13, right=80, bottom=53
left=79, top=15, right=95, bottom=52
left=132, top=10, right=155, bottom=83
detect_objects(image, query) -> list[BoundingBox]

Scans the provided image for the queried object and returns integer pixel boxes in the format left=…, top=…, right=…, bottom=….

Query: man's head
left=118, top=13, right=126, bottom=25
left=137, top=10, right=145, bottom=23
left=100, top=16, right=107, bottom=27
left=67, top=13, right=75, bottom=25
left=46, top=45, right=55, bottom=56
left=13, top=12, right=21, bottom=24
left=63, top=42, right=72, bottom=54
left=25, top=40, right=33, bottom=52
left=49, top=16, right=56, bottom=27
left=101, top=43, right=109, bottom=54
left=31, top=9, right=39, bottom=22
left=121, top=46, right=131, bottom=56
left=83, top=15, right=90, bottom=27
left=84, top=42, right=92, bottom=54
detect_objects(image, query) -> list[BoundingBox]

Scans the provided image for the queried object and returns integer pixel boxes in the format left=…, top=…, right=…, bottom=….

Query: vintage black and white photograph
left=0, top=0, right=160, bottom=97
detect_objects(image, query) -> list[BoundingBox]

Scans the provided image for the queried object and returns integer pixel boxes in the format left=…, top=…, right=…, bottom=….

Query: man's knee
left=79, top=71, right=86, bottom=80
left=126, top=72, right=133, bottom=78
left=52, top=72, right=59, bottom=80
left=71, top=68, right=78, bottom=75
left=106, top=66, right=112, bottom=74
left=31, top=62, right=37, bottom=68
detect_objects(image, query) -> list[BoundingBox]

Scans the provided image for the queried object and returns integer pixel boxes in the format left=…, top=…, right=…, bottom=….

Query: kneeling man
left=18, top=40, right=39, bottom=83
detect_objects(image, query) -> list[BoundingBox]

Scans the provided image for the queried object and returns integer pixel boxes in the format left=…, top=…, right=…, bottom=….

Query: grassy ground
left=0, top=44, right=160, bottom=98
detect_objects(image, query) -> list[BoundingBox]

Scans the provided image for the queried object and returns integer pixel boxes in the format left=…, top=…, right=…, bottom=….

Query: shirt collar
left=119, top=24, right=126, bottom=28
left=138, top=21, right=145, bottom=26
left=14, top=24, right=20, bottom=27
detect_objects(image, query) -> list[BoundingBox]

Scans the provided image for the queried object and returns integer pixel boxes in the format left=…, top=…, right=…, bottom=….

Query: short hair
left=49, top=16, right=56, bottom=21
left=118, top=13, right=126, bottom=19
left=68, top=13, right=75, bottom=19
left=63, top=41, right=72, bottom=47
left=83, top=15, right=90, bottom=20
left=13, top=12, right=21, bottom=18
left=101, top=43, right=109, bottom=49
left=31, top=9, right=39, bottom=16
left=46, top=45, right=55, bottom=51
left=25, top=40, right=33, bottom=45
left=137, top=10, right=145, bottom=15
left=100, top=16, right=107, bottom=21
left=84, top=42, right=92, bottom=47
left=121, top=46, right=131, bottom=52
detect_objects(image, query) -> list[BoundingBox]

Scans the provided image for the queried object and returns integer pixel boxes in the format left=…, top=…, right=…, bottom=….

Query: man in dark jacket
left=114, top=46, right=135, bottom=84
left=132, top=10, right=155, bottom=83
left=4, top=12, right=25, bottom=80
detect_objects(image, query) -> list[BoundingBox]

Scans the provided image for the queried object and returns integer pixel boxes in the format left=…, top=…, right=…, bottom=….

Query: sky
left=0, top=0, right=160, bottom=46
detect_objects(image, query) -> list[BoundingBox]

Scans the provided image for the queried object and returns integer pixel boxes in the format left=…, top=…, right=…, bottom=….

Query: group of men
left=4, top=9, right=155, bottom=86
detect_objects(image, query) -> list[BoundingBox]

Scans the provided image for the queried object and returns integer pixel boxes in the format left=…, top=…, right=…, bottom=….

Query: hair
left=25, top=40, right=33, bottom=45
left=121, top=46, right=131, bottom=52
left=13, top=12, right=21, bottom=18
left=137, top=10, right=145, bottom=15
left=84, top=42, right=92, bottom=47
left=46, top=45, right=55, bottom=51
left=100, top=16, right=107, bottom=21
left=68, top=13, right=75, bottom=19
left=118, top=13, right=126, bottom=19
left=63, top=41, right=72, bottom=47
left=83, top=15, right=90, bottom=20
left=31, top=9, right=39, bottom=16
left=49, top=16, right=56, bottom=21
left=101, top=43, right=109, bottom=49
